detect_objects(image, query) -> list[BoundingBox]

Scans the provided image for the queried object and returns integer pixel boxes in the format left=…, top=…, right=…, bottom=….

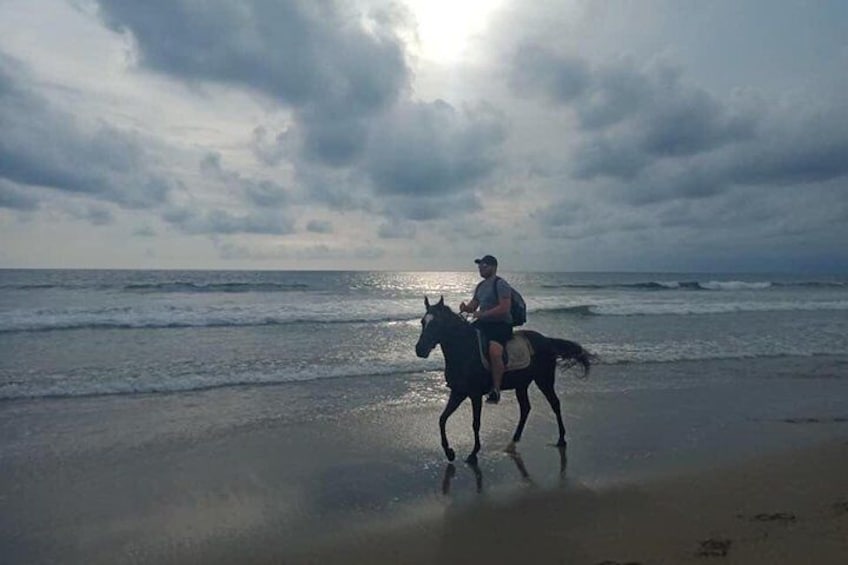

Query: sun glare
left=406, top=0, right=505, bottom=64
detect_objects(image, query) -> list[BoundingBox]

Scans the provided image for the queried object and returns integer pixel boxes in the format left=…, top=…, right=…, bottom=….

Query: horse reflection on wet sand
left=441, top=446, right=569, bottom=495
left=416, top=296, right=593, bottom=465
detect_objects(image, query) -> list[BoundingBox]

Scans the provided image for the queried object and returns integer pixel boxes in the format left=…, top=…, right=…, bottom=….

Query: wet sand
left=301, top=440, right=848, bottom=565
left=2, top=357, right=848, bottom=564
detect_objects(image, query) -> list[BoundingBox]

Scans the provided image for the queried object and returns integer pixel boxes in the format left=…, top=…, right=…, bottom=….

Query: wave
left=0, top=314, right=422, bottom=334
left=535, top=305, right=599, bottom=316
left=531, top=300, right=848, bottom=317
left=595, top=350, right=839, bottom=365
left=540, top=280, right=846, bottom=291
left=4, top=351, right=845, bottom=401
left=0, top=281, right=314, bottom=293
left=0, top=362, right=444, bottom=401
left=3, top=297, right=848, bottom=333
left=123, top=281, right=312, bottom=293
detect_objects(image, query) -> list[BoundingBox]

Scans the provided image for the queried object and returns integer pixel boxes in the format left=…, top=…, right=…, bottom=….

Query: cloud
left=93, top=1, right=508, bottom=225
left=508, top=40, right=848, bottom=228
left=509, top=44, right=590, bottom=103
left=511, top=47, right=757, bottom=181
left=219, top=241, right=384, bottom=261
left=68, top=204, right=114, bottom=226
left=364, top=99, right=506, bottom=197
left=0, top=53, right=171, bottom=210
left=200, top=152, right=289, bottom=207
left=381, top=191, right=481, bottom=221
left=283, top=98, right=505, bottom=221
left=132, top=225, right=156, bottom=237
left=162, top=206, right=294, bottom=235
left=305, top=219, right=333, bottom=233
left=377, top=218, right=416, bottom=239
left=0, top=179, right=39, bottom=211
left=95, top=0, right=411, bottom=167
left=250, top=126, right=290, bottom=166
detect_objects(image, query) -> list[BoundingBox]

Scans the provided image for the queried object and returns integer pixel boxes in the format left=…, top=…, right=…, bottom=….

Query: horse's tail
left=549, top=338, right=594, bottom=379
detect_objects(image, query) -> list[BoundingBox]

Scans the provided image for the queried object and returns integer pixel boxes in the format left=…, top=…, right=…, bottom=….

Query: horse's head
left=415, top=295, right=460, bottom=358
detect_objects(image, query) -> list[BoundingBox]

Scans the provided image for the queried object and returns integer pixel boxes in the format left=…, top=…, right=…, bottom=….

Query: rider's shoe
left=485, top=390, right=501, bottom=404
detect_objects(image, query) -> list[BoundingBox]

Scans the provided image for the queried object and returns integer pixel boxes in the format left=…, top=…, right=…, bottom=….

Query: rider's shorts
left=473, top=321, right=513, bottom=347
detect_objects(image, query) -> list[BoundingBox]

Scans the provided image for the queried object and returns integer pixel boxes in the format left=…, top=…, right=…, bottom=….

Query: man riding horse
left=459, top=255, right=513, bottom=404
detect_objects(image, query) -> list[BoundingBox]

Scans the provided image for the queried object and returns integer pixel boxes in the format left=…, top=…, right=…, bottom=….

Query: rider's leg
left=488, top=341, right=504, bottom=402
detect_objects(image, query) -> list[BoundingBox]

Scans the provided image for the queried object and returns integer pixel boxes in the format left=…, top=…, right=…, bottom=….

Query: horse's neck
left=439, top=322, right=479, bottom=369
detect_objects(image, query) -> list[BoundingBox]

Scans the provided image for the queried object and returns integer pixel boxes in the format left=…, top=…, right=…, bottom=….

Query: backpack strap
left=474, top=279, right=485, bottom=301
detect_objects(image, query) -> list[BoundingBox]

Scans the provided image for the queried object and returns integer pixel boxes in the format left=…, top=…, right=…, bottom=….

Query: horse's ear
left=437, top=295, right=444, bottom=307
left=424, top=296, right=430, bottom=309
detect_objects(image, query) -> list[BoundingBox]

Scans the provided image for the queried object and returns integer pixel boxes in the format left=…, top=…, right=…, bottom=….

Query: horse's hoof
left=465, top=453, right=478, bottom=465
left=446, top=448, right=456, bottom=462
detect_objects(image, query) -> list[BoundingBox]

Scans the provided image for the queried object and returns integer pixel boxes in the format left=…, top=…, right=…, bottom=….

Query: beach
left=2, top=355, right=847, bottom=564
left=1, top=269, right=847, bottom=563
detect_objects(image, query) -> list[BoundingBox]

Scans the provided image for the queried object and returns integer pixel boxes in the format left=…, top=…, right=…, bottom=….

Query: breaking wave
left=540, top=280, right=846, bottom=291
left=123, top=281, right=312, bottom=293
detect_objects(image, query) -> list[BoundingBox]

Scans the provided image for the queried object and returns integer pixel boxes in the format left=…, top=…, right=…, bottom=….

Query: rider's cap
left=474, top=255, right=498, bottom=266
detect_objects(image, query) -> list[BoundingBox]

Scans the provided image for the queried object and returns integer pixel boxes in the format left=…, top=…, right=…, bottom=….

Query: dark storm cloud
left=288, top=98, right=505, bottom=221
left=95, top=0, right=410, bottom=167
left=364, top=100, right=506, bottom=197
left=0, top=53, right=171, bottom=210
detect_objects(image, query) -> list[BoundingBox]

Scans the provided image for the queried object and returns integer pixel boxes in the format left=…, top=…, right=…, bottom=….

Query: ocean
left=1, top=269, right=847, bottom=401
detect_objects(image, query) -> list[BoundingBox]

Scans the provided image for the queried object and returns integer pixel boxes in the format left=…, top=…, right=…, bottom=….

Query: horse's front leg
left=439, top=391, right=466, bottom=462
left=467, top=394, right=482, bottom=465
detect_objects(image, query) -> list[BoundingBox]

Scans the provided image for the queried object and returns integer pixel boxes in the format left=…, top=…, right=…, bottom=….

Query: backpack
left=493, top=276, right=527, bottom=327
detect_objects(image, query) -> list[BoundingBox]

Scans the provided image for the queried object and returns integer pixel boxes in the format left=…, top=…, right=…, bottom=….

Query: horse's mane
left=432, top=303, right=469, bottom=326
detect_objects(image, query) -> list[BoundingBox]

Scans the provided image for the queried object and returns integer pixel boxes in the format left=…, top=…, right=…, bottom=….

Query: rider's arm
left=473, top=295, right=510, bottom=320
left=460, top=298, right=479, bottom=313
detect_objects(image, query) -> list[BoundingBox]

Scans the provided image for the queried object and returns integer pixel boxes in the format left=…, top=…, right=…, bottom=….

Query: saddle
left=477, top=331, right=534, bottom=372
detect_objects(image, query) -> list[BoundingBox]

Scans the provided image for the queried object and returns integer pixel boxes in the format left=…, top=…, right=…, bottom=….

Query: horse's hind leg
left=537, top=379, right=567, bottom=447
left=439, top=391, right=465, bottom=461
left=507, top=385, right=531, bottom=453
left=467, top=394, right=482, bottom=465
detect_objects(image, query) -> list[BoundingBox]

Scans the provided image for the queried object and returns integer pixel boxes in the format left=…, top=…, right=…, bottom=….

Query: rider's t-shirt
left=473, top=277, right=513, bottom=325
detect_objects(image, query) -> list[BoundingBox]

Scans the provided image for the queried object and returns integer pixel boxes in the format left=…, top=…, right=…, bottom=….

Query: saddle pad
left=480, top=332, right=534, bottom=372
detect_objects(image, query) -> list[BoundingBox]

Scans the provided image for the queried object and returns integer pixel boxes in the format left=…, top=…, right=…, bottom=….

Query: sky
left=1, top=0, right=846, bottom=272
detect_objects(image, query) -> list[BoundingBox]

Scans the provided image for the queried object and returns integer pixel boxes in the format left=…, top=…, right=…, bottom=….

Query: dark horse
left=415, top=296, right=593, bottom=465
